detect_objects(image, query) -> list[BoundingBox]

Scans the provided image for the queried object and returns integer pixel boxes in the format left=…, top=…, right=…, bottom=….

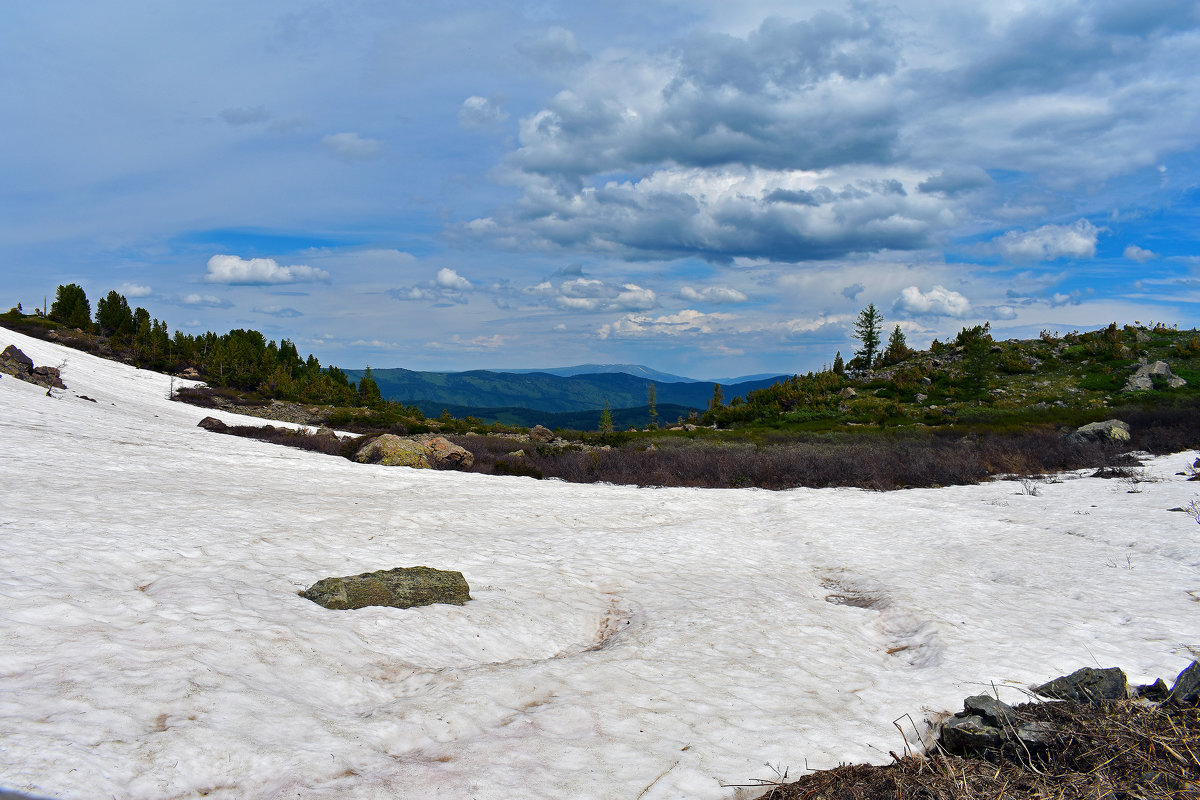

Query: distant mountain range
left=342, top=366, right=790, bottom=420
left=494, top=363, right=782, bottom=384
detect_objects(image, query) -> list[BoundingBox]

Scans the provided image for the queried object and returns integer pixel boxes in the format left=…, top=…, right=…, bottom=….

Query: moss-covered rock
left=300, top=566, right=471, bottom=610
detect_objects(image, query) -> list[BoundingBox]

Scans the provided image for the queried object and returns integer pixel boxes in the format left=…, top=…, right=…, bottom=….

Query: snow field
left=1, top=326, right=1198, bottom=799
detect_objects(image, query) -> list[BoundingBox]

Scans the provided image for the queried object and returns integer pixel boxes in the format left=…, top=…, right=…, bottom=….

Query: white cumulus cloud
left=1124, top=245, right=1158, bottom=263
left=994, top=220, right=1100, bottom=261
left=894, top=285, right=971, bottom=317
left=680, top=286, right=749, bottom=304
left=120, top=283, right=152, bottom=298
left=205, top=255, right=330, bottom=285
left=436, top=268, right=473, bottom=291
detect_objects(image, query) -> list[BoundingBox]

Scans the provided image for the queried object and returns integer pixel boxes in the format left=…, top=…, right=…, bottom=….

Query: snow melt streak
left=1, top=326, right=1198, bottom=800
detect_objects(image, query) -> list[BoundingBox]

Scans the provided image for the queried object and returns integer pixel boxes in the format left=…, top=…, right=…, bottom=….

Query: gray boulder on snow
left=1123, top=360, right=1187, bottom=392
left=1034, top=666, right=1128, bottom=703
left=301, top=567, right=471, bottom=610
left=1167, top=661, right=1200, bottom=706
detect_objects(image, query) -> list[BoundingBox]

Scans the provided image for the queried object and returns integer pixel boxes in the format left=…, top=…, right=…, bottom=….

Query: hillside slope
left=344, top=367, right=786, bottom=413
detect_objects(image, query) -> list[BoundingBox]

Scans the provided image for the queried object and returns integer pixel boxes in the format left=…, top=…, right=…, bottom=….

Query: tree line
left=19, top=283, right=392, bottom=409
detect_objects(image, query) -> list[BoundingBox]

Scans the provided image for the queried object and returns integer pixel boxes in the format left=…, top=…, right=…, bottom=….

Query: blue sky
left=3, top=1, right=1199, bottom=379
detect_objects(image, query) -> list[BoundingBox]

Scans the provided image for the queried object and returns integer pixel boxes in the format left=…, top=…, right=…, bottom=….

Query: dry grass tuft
left=752, top=700, right=1199, bottom=800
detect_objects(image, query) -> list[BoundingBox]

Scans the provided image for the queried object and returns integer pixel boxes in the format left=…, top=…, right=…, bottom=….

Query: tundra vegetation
left=5, top=291, right=1200, bottom=490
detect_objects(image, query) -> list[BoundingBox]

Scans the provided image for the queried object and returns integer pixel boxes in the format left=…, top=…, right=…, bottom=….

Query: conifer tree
left=852, top=303, right=883, bottom=368
left=647, top=383, right=658, bottom=428
left=599, top=400, right=614, bottom=437
left=49, top=283, right=91, bottom=328
left=832, top=351, right=845, bottom=375
left=882, top=325, right=911, bottom=366
left=709, top=383, right=724, bottom=410
left=358, top=366, right=383, bottom=407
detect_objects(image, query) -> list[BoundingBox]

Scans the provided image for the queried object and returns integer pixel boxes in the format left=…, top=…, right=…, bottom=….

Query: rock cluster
left=0, top=345, right=65, bottom=390
left=939, top=661, right=1200, bottom=756
left=1123, top=360, right=1187, bottom=392
left=300, top=566, right=471, bottom=610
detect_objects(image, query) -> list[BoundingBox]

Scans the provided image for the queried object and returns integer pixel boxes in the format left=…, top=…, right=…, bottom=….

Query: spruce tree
left=882, top=325, right=911, bottom=366
left=647, top=383, right=658, bottom=428
left=709, top=383, right=724, bottom=410
left=358, top=366, right=383, bottom=407
left=599, top=400, right=614, bottom=438
left=852, top=303, right=883, bottom=368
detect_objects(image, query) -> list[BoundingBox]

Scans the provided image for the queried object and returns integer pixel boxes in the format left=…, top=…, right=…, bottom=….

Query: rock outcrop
left=1124, top=360, right=1187, bottom=392
left=301, top=567, right=471, bottom=610
left=0, top=345, right=66, bottom=390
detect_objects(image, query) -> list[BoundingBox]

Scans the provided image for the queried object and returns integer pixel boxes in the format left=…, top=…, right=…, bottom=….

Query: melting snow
left=1, top=326, right=1198, bottom=799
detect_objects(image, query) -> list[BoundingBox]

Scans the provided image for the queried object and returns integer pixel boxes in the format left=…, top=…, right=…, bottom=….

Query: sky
left=3, top=0, right=1200, bottom=378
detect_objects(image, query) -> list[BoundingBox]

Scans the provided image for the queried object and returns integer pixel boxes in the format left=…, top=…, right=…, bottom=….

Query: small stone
left=940, top=715, right=1004, bottom=754
left=963, top=695, right=1018, bottom=728
left=1135, top=679, right=1170, bottom=701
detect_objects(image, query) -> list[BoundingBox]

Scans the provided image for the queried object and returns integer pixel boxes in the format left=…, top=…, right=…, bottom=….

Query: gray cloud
left=220, top=105, right=270, bottom=126
left=253, top=305, right=303, bottom=318
left=462, top=167, right=950, bottom=262
left=515, top=27, right=590, bottom=70
left=917, top=167, right=993, bottom=196
left=321, top=132, right=382, bottom=161
left=460, top=3, right=1200, bottom=266
left=459, top=96, right=509, bottom=129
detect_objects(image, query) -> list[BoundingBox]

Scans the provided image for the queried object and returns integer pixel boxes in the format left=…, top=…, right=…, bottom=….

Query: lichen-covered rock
left=301, top=567, right=471, bottom=610
left=529, top=424, right=555, bottom=442
left=419, top=435, right=474, bottom=469
left=355, top=434, right=432, bottom=468
left=1034, top=666, right=1128, bottom=703
left=1067, top=419, right=1131, bottom=445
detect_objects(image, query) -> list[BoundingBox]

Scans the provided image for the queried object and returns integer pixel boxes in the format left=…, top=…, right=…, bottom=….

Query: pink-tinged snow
left=0, top=326, right=1197, bottom=800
